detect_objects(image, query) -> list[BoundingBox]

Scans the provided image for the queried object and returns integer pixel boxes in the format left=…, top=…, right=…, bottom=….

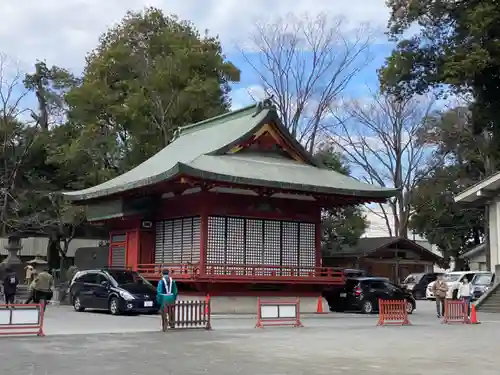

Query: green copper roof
left=63, top=101, right=398, bottom=202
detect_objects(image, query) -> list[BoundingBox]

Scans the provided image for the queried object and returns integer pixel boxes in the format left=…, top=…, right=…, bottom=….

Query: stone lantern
left=0, top=234, right=24, bottom=280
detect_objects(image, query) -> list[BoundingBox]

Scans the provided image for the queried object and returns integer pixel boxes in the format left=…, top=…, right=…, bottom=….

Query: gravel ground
left=0, top=300, right=498, bottom=375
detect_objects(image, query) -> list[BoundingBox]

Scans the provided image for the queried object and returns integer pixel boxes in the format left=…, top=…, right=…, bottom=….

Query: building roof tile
left=63, top=100, right=399, bottom=202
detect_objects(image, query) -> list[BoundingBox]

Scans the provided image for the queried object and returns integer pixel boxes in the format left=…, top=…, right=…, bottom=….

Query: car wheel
left=109, top=296, right=120, bottom=315
left=406, top=301, right=414, bottom=314
left=361, top=300, right=374, bottom=314
left=73, top=295, right=85, bottom=312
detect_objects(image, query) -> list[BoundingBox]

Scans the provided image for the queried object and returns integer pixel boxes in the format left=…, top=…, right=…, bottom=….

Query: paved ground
left=1, top=300, right=499, bottom=374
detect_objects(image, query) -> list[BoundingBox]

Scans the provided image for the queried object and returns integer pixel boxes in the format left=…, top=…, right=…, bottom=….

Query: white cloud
left=0, top=0, right=389, bottom=72
left=230, top=85, right=268, bottom=109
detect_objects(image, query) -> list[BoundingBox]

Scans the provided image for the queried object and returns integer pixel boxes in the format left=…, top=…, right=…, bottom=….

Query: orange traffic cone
left=204, top=294, right=210, bottom=315
left=470, top=304, right=480, bottom=324
left=316, top=296, right=326, bottom=314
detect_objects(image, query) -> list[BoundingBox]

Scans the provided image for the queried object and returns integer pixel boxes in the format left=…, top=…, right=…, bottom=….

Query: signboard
left=255, top=297, right=303, bottom=328
left=260, top=304, right=297, bottom=319
left=0, top=304, right=45, bottom=336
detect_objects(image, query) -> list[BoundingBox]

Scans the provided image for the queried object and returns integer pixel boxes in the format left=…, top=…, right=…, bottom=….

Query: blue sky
left=228, top=42, right=395, bottom=108
left=0, top=0, right=394, bottom=118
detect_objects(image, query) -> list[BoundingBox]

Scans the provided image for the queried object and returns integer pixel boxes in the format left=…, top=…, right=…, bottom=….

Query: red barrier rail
left=0, top=303, right=45, bottom=337
left=377, top=299, right=411, bottom=326
left=255, top=297, right=303, bottom=328
left=443, top=300, right=469, bottom=324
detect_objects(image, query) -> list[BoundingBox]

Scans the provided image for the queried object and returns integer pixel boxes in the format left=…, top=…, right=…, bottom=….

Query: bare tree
left=242, top=13, right=373, bottom=152
left=328, top=91, right=440, bottom=238
left=0, top=54, right=40, bottom=235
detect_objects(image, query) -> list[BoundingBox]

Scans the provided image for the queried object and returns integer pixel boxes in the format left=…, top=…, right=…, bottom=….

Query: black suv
left=69, top=269, right=159, bottom=315
left=400, top=272, right=443, bottom=299
left=327, top=277, right=416, bottom=314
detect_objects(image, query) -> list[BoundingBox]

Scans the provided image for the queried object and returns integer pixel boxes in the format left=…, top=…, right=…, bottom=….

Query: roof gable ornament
left=253, top=96, right=275, bottom=117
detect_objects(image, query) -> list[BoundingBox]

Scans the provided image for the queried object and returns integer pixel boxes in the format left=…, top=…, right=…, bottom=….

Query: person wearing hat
left=156, top=269, right=178, bottom=328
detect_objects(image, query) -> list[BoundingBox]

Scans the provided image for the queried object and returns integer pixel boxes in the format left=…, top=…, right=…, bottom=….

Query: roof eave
left=455, top=171, right=500, bottom=204
left=62, top=164, right=182, bottom=203
left=181, top=164, right=399, bottom=200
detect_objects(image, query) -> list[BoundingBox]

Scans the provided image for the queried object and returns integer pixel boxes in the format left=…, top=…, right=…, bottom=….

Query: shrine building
left=63, top=100, right=398, bottom=313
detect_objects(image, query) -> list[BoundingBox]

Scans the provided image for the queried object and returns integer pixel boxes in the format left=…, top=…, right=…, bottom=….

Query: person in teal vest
left=156, top=269, right=178, bottom=327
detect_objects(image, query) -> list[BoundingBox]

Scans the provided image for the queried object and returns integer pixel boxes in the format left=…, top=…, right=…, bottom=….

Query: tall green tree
left=379, top=0, right=500, bottom=167
left=408, top=107, right=485, bottom=268
left=60, top=7, right=240, bottom=188
left=315, top=148, right=368, bottom=253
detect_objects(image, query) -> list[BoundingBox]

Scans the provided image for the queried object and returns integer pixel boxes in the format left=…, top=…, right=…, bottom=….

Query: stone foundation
left=177, top=295, right=328, bottom=315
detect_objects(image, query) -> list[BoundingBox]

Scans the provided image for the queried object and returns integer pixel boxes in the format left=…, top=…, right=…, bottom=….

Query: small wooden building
left=461, top=244, right=487, bottom=271
left=323, top=237, right=441, bottom=283
left=62, top=100, right=397, bottom=311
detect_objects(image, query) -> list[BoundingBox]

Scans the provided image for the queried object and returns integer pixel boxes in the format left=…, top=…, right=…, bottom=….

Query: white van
left=426, top=271, right=491, bottom=300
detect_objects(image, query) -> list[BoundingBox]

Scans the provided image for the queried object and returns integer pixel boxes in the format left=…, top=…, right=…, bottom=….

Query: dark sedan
left=325, top=277, right=415, bottom=314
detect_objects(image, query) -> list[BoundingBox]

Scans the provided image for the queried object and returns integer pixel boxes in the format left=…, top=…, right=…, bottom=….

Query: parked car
left=325, top=277, right=415, bottom=314
left=471, top=273, right=495, bottom=300
left=69, top=269, right=159, bottom=315
left=342, top=268, right=368, bottom=278
left=426, top=271, right=491, bottom=300
left=401, top=272, right=443, bottom=300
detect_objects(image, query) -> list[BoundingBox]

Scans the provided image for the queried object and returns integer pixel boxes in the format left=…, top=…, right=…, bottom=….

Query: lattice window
left=163, top=220, right=174, bottom=263
left=226, top=217, right=245, bottom=275
left=155, top=221, right=165, bottom=264
left=245, top=219, right=263, bottom=266
left=182, top=218, right=193, bottom=262
left=192, top=217, right=201, bottom=262
left=281, top=221, right=299, bottom=276
left=172, top=219, right=183, bottom=263
left=299, top=222, right=316, bottom=276
left=155, top=217, right=200, bottom=265
left=207, top=216, right=226, bottom=275
left=263, top=220, right=281, bottom=276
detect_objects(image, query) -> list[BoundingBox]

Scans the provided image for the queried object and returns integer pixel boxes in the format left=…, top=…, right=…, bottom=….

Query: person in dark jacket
left=3, top=268, right=19, bottom=305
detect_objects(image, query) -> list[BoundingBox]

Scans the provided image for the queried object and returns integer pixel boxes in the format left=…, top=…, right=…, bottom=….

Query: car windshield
left=403, top=274, right=422, bottom=284
left=444, top=274, right=462, bottom=282
left=472, top=274, right=492, bottom=285
left=388, top=282, right=403, bottom=291
left=106, top=270, right=152, bottom=287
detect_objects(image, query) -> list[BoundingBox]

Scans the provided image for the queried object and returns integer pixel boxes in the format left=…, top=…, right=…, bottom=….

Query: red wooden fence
left=377, top=299, right=411, bottom=326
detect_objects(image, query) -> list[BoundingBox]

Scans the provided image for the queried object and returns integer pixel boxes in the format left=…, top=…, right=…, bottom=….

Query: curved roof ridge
left=173, top=99, right=273, bottom=139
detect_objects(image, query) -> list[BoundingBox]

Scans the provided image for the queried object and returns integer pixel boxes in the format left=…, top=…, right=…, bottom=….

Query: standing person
left=156, top=269, right=178, bottom=328
left=25, top=271, right=38, bottom=304
left=458, top=277, right=472, bottom=317
left=32, top=268, right=54, bottom=311
left=432, top=274, right=449, bottom=318
left=2, top=268, right=19, bottom=305
left=24, top=265, right=34, bottom=285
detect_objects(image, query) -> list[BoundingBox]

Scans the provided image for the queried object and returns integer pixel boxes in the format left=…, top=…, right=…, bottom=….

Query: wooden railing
left=137, top=263, right=344, bottom=284
left=137, top=263, right=200, bottom=279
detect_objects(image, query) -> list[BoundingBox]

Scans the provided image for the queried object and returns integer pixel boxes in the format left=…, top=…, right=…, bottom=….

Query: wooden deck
left=136, top=263, right=345, bottom=284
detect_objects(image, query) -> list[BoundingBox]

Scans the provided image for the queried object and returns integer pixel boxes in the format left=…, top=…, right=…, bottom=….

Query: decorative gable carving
left=227, top=123, right=308, bottom=164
